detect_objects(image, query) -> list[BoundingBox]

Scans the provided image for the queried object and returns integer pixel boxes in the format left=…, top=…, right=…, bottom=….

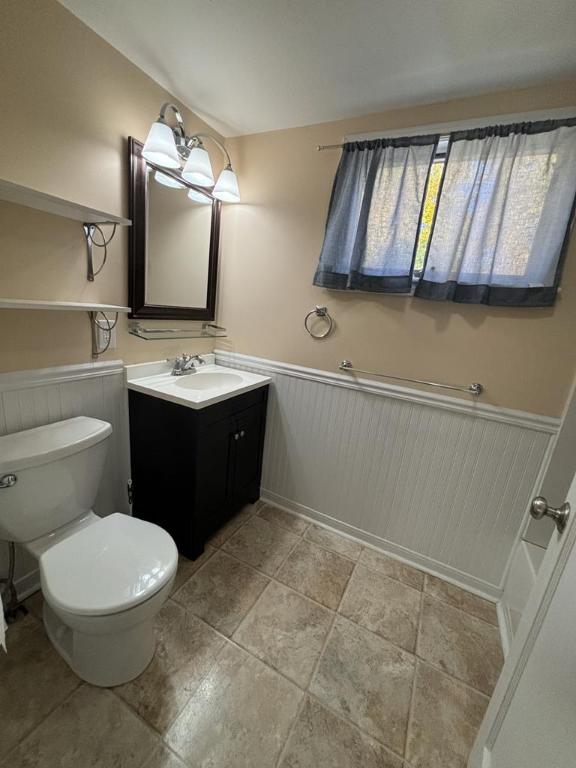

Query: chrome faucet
left=169, top=353, right=204, bottom=376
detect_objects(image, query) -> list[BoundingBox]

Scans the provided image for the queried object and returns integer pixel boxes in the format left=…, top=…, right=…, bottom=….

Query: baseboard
left=261, top=488, right=502, bottom=602
left=15, top=494, right=503, bottom=610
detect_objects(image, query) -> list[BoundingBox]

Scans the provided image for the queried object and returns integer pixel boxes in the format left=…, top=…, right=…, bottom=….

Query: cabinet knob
left=240, top=430, right=245, bottom=438
left=234, top=433, right=240, bottom=440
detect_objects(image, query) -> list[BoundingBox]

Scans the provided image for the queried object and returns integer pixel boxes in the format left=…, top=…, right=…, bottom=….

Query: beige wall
left=1, top=1, right=575, bottom=416
left=220, top=82, right=576, bottom=416
left=0, top=0, right=223, bottom=372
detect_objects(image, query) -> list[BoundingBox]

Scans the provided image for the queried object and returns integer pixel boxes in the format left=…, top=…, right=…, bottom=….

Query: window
left=315, top=118, right=576, bottom=306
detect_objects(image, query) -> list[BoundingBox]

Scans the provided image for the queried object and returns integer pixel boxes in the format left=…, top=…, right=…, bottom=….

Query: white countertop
left=125, top=355, right=271, bottom=410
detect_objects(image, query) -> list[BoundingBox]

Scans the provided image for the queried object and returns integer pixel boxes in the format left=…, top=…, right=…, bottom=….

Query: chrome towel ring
left=304, top=306, right=334, bottom=339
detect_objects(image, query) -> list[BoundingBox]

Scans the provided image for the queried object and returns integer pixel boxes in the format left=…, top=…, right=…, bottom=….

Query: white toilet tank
left=0, top=417, right=112, bottom=543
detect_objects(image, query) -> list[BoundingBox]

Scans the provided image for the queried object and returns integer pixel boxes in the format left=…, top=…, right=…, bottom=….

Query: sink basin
left=173, top=371, right=244, bottom=391
left=125, top=358, right=271, bottom=410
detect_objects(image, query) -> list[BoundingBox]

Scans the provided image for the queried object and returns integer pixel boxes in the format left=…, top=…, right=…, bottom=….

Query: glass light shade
left=187, top=188, right=212, bottom=204
left=182, top=146, right=214, bottom=187
left=213, top=167, right=240, bottom=203
left=142, top=121, right=180, bottom=169
left=154, top=170, right=185, bottom=189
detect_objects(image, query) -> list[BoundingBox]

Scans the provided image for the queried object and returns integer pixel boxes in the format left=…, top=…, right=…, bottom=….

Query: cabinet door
left=231, top=404, right=265, bottom=501
left=196, top=415, right=236, bottom=531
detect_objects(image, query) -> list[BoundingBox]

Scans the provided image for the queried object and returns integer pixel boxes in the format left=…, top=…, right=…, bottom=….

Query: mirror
left=128, top=137, right=220, bottom=319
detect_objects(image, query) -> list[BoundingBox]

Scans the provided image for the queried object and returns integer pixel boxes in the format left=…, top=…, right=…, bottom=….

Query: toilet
left=0, top=416, right=178, bottom=687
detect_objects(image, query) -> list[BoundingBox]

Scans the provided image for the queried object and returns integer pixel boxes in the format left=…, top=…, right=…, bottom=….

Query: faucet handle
left=168, top=353, right=199, bottom=375
left=168, top=355, right=187, bottom=373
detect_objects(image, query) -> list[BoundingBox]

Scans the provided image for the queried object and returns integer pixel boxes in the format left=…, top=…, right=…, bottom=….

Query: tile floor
left=1, top=501, right=504, bottom=768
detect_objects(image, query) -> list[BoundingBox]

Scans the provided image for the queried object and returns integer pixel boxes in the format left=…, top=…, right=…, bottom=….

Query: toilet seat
left=40, top=513, right=178, bottom=617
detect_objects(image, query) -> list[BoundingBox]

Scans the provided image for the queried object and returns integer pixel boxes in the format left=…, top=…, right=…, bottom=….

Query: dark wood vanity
left=128, top=385, right=269, bottom=559
left=126, top=135, right=269, bottom=559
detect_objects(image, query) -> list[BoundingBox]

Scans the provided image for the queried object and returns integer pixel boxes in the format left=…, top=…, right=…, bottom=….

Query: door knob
left=530, top=496, right=570, bottom=533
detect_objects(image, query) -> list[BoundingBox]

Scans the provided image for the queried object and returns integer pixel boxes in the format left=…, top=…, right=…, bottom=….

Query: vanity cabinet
left=128, top=385, right=269, bottom=559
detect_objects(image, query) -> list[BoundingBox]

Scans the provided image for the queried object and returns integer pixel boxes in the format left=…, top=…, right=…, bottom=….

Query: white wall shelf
left=0, top=178, right=131, bottom=226
left=0, top=180, right=132, bottom=357
left=0, top=299, right=130, bottom=359
left=0, top=177, right=131, bottom=281
left=0, top=299, right=130, bottom=313
left=128, top=321, right=227, bottom=340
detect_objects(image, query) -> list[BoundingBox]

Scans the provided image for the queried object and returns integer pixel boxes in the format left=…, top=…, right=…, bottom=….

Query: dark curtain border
left=343, top=134, right=440, bottom=152
left=313, top=270, right=413, bottom=293
left=414, top=280, right=558, bottom=307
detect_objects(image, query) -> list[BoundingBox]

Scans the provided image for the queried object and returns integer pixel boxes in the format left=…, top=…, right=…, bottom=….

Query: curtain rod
left=316, top=106, right=576, bottom=151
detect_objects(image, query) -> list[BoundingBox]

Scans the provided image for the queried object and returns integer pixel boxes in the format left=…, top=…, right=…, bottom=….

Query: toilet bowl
left=0, top=416, right=178, bottom=686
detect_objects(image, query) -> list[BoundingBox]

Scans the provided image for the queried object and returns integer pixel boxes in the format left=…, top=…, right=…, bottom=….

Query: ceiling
left=59, top=0, right=576, bottom=136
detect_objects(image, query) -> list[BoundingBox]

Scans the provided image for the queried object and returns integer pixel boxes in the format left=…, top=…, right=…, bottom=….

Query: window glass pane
left=414, top=159, right=444, bottom=273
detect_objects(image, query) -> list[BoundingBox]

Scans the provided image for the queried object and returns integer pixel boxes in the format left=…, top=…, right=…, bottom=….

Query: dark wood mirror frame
left=128, top=137, right=221, bottom=320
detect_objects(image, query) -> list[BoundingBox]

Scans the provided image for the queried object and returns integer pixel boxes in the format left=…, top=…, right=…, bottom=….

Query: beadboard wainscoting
left=216, top=350, right=559, bottom=598
left=0, top=360, right=130, bottom=597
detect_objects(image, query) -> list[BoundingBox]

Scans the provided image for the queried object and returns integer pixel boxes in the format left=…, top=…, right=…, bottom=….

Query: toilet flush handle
left=0, top=474, right=17, bottom=489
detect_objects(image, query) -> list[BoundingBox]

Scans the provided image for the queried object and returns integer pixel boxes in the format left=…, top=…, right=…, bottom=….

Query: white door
left=469, top=467, right=576, bottom=768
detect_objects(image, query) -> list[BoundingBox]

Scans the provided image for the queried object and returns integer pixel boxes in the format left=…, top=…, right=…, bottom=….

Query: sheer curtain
left=314, top=136, right=439, bottom=292
left=415, top=119, right=576, bottom=306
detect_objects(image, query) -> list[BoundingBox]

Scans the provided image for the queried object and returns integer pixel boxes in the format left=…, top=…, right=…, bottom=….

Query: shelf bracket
left=88, top=311, right=119, bottom=359
left=83, top=223, right=118, bottom=282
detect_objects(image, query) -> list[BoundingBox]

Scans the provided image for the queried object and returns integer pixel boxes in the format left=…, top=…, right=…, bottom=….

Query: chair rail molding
left=216, top=349, right=558, bottom=597
left=215, top=350, right=559, bottom=434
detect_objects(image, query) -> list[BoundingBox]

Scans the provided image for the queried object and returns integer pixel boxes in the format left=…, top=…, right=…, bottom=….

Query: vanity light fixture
left=183, top=145, right=214, bottom=187
left=143, top=103, right=240, bottom=202
left=212, top=167, right=240, bottom=202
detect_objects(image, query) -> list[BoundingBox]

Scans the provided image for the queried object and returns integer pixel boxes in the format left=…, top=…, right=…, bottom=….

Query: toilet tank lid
left=0, top=416, right=112, bottom=473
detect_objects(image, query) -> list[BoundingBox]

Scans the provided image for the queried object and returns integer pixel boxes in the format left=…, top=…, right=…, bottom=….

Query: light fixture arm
left=158, top=102, right=186, bottom=139
left=156, top=106, right=231, bottom=166
left=188, top=133, right=233, bottom=168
